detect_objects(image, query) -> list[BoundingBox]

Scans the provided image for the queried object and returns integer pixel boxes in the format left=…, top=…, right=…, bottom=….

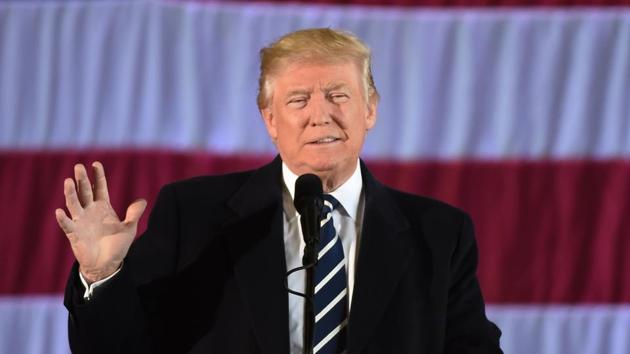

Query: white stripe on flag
left=0, top=295, right=70, bottom=354
left=2, top=2, right=629, bottom=160
left=2, top=296, right=630, bottom=354
left=486, top=304, right=630, bottom=354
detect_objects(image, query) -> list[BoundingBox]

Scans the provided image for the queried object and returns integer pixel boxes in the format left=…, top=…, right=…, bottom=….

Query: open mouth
left=310, top=137, right=339, bottom=144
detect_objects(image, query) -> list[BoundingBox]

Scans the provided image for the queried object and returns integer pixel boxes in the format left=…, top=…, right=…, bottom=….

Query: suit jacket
left=64, top=156, right=502, bottom=354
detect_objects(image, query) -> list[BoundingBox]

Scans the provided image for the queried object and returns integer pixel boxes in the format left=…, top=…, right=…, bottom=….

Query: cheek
left=343, top=115, right=370, bottom=137
left=276, top=123, right=303, bottom=153
left=350, top=132, right=366, bottom=151
left=281, top=113, right=309, bottom=135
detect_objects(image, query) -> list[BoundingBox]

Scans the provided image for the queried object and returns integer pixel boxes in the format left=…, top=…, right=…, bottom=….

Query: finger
left=74, top=163, right=94, bottom=207
left=92, top=161, right=110, bottom=202
left=64, top=178, right=83, bottom=217
left=124, top=199, right=147, bottom=225
left=55, top=208, right=75, bottom=235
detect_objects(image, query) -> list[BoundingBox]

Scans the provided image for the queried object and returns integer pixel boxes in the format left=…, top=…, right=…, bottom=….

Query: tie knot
left=322, top=194, right=340, bottom=212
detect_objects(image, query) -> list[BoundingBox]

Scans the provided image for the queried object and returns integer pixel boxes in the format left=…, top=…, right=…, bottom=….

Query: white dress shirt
left=282, top=161, right=364, bottom=354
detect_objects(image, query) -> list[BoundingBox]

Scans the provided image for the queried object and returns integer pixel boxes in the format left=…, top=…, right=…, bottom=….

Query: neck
left=319, top=173, right=349, bottom=193
left=316, top=161, right=358, bottom=193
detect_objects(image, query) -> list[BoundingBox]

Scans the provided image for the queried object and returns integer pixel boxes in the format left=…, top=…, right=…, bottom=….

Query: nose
left=308, top=95, right=333, bottom=126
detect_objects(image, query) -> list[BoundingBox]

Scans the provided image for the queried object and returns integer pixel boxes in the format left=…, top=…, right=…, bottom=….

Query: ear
left=365, top=95, right=378, bottom=131
left=261, top=107, right=278, bottom=142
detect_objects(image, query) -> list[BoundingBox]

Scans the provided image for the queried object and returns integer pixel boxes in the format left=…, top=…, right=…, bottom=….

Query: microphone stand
left=300, top=199, right=321, bottom=354
left=303, top=240, right=318, bottom=354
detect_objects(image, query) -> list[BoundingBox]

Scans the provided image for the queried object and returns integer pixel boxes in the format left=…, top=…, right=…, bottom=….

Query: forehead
left=272, top=60, right=363, bottom=93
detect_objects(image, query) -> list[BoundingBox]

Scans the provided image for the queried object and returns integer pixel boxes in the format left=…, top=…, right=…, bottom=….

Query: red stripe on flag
left=367, top=157, right=630, bottom=304
left=1, top=150, right=628, bottom=303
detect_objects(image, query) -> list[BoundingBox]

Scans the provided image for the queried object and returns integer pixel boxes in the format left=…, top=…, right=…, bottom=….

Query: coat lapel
left=347, top=162, right=413, bottom=353
left=224, top=156, right=290, bottom=354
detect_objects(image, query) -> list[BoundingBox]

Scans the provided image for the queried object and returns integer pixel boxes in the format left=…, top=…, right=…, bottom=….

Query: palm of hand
left=56, top=162, right=146, bottom=283
left=68, top=200, right=134, bottom=280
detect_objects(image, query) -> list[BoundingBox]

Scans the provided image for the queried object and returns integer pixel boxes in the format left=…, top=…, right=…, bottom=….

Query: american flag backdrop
left=1, top=0, right=629, bottom=353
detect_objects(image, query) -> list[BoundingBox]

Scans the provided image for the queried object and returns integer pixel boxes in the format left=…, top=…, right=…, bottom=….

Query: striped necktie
left=313, top=194, right=348, bottom=354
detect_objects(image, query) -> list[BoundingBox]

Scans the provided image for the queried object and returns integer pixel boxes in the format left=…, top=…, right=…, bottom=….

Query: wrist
left=79, top=263, right=121, bottom=285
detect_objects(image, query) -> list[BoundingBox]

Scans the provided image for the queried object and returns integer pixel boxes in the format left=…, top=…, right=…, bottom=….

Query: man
left=57, top=28, right=502, bottom=353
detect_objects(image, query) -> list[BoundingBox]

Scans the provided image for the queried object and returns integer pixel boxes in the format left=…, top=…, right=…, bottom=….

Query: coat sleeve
left=444, top=213, right=503, bottom=354
left=63, top=184, right=180, bottom=354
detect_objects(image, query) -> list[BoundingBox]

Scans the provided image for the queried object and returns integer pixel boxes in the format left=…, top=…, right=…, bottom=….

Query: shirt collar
left=282, top=160, right=363, bottom=221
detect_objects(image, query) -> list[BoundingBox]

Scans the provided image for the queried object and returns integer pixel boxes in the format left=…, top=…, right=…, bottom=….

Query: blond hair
left=257, top=28, right=379, bottom=109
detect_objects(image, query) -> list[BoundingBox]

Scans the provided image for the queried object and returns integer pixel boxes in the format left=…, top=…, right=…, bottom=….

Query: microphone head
left=294, top=173, right=323, bottom=214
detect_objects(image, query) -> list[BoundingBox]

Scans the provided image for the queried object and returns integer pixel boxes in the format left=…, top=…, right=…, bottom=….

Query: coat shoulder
left=165, top=169, right=254, bottom=202
left=379, top=185, right=474, bottom=252
left=384, top=186, right=470, bottom=225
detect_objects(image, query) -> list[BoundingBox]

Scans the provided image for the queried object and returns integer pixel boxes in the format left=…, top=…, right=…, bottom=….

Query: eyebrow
left=285, top=89, right=312, bottom=98
left=284, top=83, right=350, bottom=99
left=322, top=83, right=349, bottom=92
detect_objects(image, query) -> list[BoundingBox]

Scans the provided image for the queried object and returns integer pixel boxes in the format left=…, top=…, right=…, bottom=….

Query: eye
left=287, top=96, right=308, bottom=108
left=329, top=93, right=349, bottom=103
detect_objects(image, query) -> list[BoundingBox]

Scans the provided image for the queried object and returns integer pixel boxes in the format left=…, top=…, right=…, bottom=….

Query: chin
left=304, top=155, right=356, bottom=177
left=283, top=149, right=356, bottom=176
left=285, top=158, right=332, bottom=176
left=305, top=155, right=340, bottom=171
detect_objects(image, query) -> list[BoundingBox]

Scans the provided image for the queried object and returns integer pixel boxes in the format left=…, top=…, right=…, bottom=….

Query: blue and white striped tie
left=313, top=194, right=348, bottom=354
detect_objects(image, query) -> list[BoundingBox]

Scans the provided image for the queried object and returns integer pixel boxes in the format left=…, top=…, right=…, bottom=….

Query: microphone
left=294, top=173, right=323, bottom=354
left=294, top=173, right=323, bottom=257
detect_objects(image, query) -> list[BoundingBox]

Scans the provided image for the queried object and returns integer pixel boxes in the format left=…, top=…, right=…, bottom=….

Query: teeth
left=316, top=137, right=336, bottom=144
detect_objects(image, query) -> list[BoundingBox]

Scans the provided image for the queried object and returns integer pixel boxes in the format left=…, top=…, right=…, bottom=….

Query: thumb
left=124, top=199, right=147, bottom=225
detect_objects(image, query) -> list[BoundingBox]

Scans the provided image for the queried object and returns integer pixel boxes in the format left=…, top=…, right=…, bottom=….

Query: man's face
left=261, top=60, right=377, bottom=185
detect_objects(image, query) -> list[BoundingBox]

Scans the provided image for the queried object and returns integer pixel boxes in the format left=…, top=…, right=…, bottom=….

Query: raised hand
left=55, top=162, right=147, bottom=284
